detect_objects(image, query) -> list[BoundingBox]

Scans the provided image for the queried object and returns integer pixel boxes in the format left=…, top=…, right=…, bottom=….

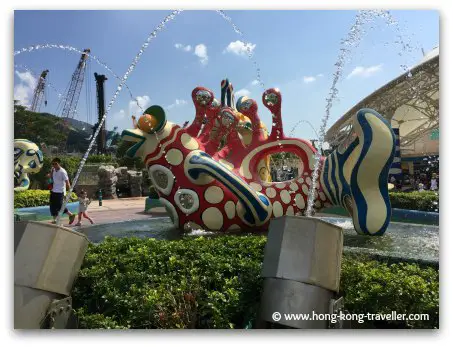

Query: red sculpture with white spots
left=122, top=79, right=396, bottom=236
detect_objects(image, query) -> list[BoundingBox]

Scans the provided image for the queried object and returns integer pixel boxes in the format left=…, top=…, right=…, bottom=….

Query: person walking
left=74, top=189, right=95, bottom=226
left=48, top=158, right=76, bottom=224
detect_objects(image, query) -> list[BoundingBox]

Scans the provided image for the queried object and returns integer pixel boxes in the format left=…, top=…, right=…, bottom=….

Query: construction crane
left=94, top=72, right=108, bottom=154
left=29, top=69, right=49, bottom=112
left=60, top=48, right=90, bottom=119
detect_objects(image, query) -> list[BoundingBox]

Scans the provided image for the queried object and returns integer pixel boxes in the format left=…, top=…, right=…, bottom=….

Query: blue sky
left=13, top=10, right=439, bottom=140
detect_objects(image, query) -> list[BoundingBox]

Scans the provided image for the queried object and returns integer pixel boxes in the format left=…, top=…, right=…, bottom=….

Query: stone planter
left=259, top=216, right=343, bottom=329
left=14, top=221, right=88, bottom=329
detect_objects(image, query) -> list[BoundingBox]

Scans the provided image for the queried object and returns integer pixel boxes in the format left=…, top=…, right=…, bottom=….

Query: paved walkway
left=55, top=196, right=341, bottom=228
left=59, top=197, right=168, bottom=227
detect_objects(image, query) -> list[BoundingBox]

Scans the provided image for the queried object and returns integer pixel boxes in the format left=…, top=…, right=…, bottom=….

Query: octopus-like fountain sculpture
left=14, top=139, right=44, bottom=191
left=122, top=79, right=396, bottom=235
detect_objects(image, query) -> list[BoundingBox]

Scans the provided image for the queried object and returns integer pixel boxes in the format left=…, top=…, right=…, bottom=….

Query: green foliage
left=72, top=236, right=439, bottom=329
left=14, top=109, right=69, bottom=148
left=29, top=156, right=82, bottom=189
left=14, top=189, right=77, bottom=208
left=115, top=138, right=145, bottom=169
left=340, top=254, right=439, bottom=328
left=85, top=154, right=117, bottom=164
left=389, top=191, right=439, bottom=212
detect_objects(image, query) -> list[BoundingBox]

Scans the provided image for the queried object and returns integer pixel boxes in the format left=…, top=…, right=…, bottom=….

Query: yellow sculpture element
left=14, top=139, right=44, bottom=191
left=236, top=112, right=272, bottom=182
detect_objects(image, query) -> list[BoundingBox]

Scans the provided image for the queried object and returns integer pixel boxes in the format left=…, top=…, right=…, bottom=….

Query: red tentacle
left=186, top=87, right=213, bottom=138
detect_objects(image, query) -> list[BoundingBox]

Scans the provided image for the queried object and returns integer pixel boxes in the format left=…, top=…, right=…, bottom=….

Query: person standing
left=49, top=158, right=76, bottom=224
left=75, top=189, right=95, bottom=226
left=430, top=173, right=439, bottom=191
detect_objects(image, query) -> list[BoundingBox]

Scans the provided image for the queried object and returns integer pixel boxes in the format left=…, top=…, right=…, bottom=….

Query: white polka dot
left=180, top=133, right=199, bottom=150
left=276, top=182, right=286, bottom=189
left=295, top=194, right=305, bottom=209
left=227, top=224, right=241, bottom=232
left=302, top=184, right=309, bottom=195
left=319, top=192, right=326, bottom=201
left=280, top=190, right=291, bottom=204
left=297, top=177, right=305, bottom=184
left=306, top=177, right=312, bottom=186
left=289, top=182, right=299, bottom=192
left=266, top=187, right=276, bottom=198
left=304, top=172, right=309, bottom=176
left=224, top=201, right=236, bottom=219
left=204, top=186, right=224, bottom=204
left=219, top=159, right=234, bottom=170
left=286, top=206, right=295, bottom=216
left=202, top=207, right=224, bottom=230
left=273, top=201, right=283, bottom=217
left=166, top=148, right=183, bottom=166
left=250, top=182, right=262, bottom=192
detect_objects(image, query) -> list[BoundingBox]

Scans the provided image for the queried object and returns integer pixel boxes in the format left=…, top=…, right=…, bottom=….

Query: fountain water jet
left=14, top=44, right=143, bottom=112
left=305, top=10, right=423, bottom=216
left=216, top=10, right=265, bottom=91
left=55, top=10, right=182, bottom=225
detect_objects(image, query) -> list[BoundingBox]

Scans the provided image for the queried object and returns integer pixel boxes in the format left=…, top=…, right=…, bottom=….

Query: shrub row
left=14, top=189, right=77, bottom=209
left=72, top=236, right=438, bottom=329
left=389, top=191, right=439, bottom=212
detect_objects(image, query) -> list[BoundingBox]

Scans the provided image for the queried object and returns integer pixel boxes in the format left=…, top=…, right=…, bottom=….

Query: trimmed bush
left=389, top=191, right=439, bottom=212
left=72, top=236, right=439, bottom=329
left=340, top=254, right=439, bottom=328
left=14, top=189, right=77, bottom=209
left=85, top=155, right=117, bottom=164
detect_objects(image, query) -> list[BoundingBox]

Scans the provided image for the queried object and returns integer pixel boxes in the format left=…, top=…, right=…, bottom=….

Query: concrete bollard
left=259, top=216, right=344, bottom=329
left=14, top=221, right=89, bottom=329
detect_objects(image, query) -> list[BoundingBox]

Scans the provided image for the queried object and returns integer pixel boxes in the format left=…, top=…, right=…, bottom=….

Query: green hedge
left=340, top=254, right=438, bottom=328
left=72, top=236, right=438, bottom=329
left=14, top=189, right=77, bottom=209
left=85, top=154, right=117, bottom=164
left=389, top=191, right=439, bottom=212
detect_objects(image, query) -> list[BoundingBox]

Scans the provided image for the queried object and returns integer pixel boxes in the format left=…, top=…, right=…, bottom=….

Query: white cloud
left=16, top=70, right=37, bottom=87
left=224, top=40, right=256, bottom=57
left=167, top=99, right=188, bottom=110
left=194, top=44, right=208, bottom=65
left=235, top=89, right=251, bottom=97
left=129, top=95, right=151, bottom=116
left=113, top=109, right=126, bottom=120
left=347, top=64, right=383, bottom=79
left=250, top=79, right=260, bottom=86
left=303, top=73, right=324, bottom=84
left=175, top=43, right=192, bottom=52
left=14, top=70, right=37, bottom=107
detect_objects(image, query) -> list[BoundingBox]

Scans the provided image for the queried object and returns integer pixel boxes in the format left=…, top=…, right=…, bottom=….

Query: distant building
left=325, top=47, right=439, bottom=180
